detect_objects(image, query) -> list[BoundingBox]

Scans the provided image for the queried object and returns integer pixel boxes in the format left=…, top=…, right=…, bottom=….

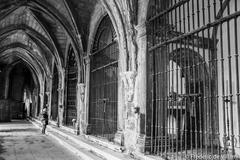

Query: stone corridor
left=0, top=120, right=81, bottom=160
left=1, top=0, right=240, bottom=159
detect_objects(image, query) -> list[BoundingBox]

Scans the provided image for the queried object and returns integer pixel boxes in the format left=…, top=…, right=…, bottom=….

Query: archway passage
left=8, top=62, right=36, bottom=120
left=65, top=47, right=78, bottom=127
left=89, top=16, right=118, bottom=141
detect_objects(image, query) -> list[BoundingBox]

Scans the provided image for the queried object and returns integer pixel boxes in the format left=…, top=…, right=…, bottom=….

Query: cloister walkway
left=0, top=120, right=81, bottom=160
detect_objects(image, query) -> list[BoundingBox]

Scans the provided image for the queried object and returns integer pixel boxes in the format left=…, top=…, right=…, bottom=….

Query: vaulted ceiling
left=0, top=0, right=97, bottom=78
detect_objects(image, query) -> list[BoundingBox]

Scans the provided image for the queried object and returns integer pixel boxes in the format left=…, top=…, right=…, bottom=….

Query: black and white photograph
left=0, top=0, right=240, bottom=159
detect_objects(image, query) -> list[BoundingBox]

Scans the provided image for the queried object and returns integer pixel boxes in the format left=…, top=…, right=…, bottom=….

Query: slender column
left=39, top=92, right=44, bottom=115
left=84, top=56, right=91, bottom=134
left=58, top=69, right=65, bottom=126
left=47, top=76, right=53, bottom=120
left=135, top=23, right=147, bottom=153
left=120, top=71, right=137, bottom=150
left=77, top=82, right=85, bottom=135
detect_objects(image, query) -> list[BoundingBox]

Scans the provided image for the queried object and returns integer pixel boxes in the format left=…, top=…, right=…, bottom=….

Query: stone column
left=77, top=83, right=85, bottom=135
left=39, top=92, right=44, bottom=114
left=47, top=76, right=53, bottom=119
left=121, top=71, right=138, bottom=153
left=57, top=88, right=64, bottom=126
left=134, top=23, right=147, bottom=153
left=84, top=56, right=91, bottom=134
left=58, top=69, right=65, bottom=126
left=122, top=23, right=147, bottom=154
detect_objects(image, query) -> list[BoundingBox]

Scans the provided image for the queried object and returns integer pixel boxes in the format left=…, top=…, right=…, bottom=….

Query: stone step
left=48, top=130, right=104, bottom=160
left=29, top=118, right=135, bottom=160
left=30, top=119, right=103, bottom=160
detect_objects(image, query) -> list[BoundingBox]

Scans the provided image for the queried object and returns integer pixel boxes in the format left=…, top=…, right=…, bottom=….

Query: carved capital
left=121, top=71, right=137, bottom=102
left=39, top=93, right=44, bottom=98
left=45, top=91, right=50, bottom=96
left=84, top=56, right=90, bottom=65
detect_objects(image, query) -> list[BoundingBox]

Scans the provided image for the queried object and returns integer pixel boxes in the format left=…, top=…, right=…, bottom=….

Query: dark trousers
left=42, top=124, right=47, bottom=134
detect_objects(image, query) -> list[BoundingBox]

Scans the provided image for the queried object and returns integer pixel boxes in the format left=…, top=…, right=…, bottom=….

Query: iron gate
left=89, top=16, right=118, bottom=141
left=147, top=0, right=240, bottom=159
left=65, top=48, right=77, bottom=126
left=89, top=41, right=118, bottom=141
left=51, top=65, right=58, bottom=121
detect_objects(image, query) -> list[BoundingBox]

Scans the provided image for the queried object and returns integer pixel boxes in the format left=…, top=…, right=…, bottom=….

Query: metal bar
left=90, top=41, right=117, bottom=56
left=212, top=0, right=220, bottom=158
left=149, top=10, right=240, bottom=52
left=154, top=48, right=158, bottom=154
left=168, top=3, right=174, bottom=156
left=234, top=0, right=240, bottom=148
left=150, top=11, right=155, bottom=154
left=218, top=0, right=227, bottom=154
left=91, top=61, right=118, bottom=73
left=148, top=0, right=189, bottom=22
left=226, top=3, right=235, bottom=155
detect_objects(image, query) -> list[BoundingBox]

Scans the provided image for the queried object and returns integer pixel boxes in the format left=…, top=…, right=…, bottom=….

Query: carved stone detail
left=114, top=130, right=124, bottom=146
left=122, top=0, right=138, bottom=71
left=57, top=88, right=64, bottom=106
left=84, top=56, right=90, bottom=65
left=121, top=71, right=137, bottom=102
left=77, top=83, right=85, bottom=102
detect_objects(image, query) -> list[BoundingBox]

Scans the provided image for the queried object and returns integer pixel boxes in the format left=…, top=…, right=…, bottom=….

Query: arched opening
left=145, top=0, right=229, bottom=158
left=51, top=64, right=59, bottom=121
left=8, top=63, right=35, bottom=119
left=65, top=46, right=78, bottom=127
left=89, top=16, right=118, bottom=141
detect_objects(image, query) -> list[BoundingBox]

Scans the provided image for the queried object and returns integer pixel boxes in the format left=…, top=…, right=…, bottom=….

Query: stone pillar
left=45, top=91, right=51, bottom=116
left=57, top=88, right=64, bottom=126
left=134, top=23, right=147, bottom=153
left=58, top=68, right=65, bottom=126
left=39, top=92, right=44, bottom=114
left=121, top=23, right=147, bottom=154
left=77, top=83, right=85, bottom=135
left=84, top=56, right=91, bottom=134
left=121, top=71, right=138, bottom=153
left=47, top=76, right=53, bottom=119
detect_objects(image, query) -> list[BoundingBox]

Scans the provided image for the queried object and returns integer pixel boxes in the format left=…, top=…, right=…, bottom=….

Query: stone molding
left=121, top=71, right=137, bottom=102
left=84, top=56, right=90, bottom=65
left=77, top=83, right=85, bottom=102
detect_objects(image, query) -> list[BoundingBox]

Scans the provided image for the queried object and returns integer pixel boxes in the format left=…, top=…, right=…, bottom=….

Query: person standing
left=41, top=107, right=48, bottom=134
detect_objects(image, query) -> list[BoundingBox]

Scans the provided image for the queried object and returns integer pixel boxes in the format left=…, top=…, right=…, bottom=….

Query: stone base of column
left=114, top=130, right=124, bottom=146
left=136, top=134, right=146, bottom=153
left=79, top=120, right=88, bottom=135
left=75, top=122, right=80, bottom=135
left=86, top=124, right=92, bottom=134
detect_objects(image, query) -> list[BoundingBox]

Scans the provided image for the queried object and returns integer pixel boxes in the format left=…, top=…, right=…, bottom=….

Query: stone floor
left=0, top=120, right=82, bottom=160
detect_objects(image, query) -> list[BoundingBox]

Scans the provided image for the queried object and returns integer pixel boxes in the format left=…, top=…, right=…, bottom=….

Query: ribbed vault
left=0, top=0, right=98, bottom=86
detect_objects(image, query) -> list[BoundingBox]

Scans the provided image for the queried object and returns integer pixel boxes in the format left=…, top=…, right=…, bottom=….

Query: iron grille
left=65, top=49, right=77, bottom=126
left=89, top=41, right=118, bottom=141
left=51, top=65, right=58, bottom=121
left=147, top=0, right=240, bottom=159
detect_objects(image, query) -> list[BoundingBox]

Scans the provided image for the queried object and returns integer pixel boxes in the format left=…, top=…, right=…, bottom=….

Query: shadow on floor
left=0, top=128, right=38, bottom=132
left=0, top=136, right=6, bottom=160
left=0, top=119, right=29, bottom=124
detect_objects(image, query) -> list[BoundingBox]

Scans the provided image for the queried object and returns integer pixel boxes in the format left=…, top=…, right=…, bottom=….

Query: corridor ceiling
left=0, top=0, right=97, bottom=78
